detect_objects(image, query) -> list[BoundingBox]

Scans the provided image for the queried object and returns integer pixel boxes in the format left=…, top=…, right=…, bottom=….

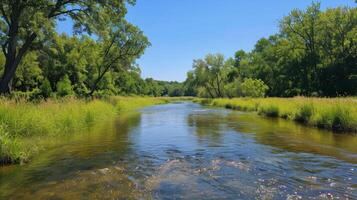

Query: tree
left=0, top=0, right=135, bottom=94
left=183, top=71, right=198, bottom=96
left=13, top=51, right=43, bottom=91
left=234, top=50, right=246, bottom=68
left=317, top=7, right=357, bottom=96
left=88, top=22, right=149, bottom=96
left=229, top=3, right=356, bottom=97
left=191, top=54, right=232, bottom=98
left=280, top=2, right=321, bottom=96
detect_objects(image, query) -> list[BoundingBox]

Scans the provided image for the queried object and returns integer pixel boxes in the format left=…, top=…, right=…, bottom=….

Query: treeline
left=183, top=3, right=357, bottom=97
left=0, top=33, right=183, bottom=98
left=1, top=2, right=356, bottom=98
left=0, top=0, right=187, bottom=98
left=0, top=0, right=156, bottom=98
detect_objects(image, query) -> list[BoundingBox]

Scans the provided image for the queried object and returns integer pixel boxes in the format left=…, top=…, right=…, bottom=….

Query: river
left=0, top=102, right=356, bottom=199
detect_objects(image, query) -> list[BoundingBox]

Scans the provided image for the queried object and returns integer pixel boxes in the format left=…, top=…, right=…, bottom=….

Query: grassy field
left=195, top=97, right=357, bottom=133
left=0, top=97, right=171, bottom=165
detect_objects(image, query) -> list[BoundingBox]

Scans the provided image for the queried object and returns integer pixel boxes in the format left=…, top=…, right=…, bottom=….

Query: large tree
left=280, top=2, right=321, bottom=96
left=88, top=22, right=149, bottom=96
left=0, top=0, right=134, bottom=94
left=190, top=54, right=232, bottom=98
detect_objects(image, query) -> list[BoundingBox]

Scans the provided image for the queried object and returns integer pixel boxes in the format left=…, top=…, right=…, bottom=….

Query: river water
left=0, top=102, right=356, bottom=199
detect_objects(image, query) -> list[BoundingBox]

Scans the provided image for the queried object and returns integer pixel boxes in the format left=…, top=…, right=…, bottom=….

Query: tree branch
left=49, top=8, right=84, bottom=18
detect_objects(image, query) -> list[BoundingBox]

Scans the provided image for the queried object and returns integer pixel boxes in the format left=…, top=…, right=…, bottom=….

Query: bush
left=40, top=79, right=53, bottom=98
left=56, top=75, right=74, bottom=97
left=223, top=78, right=242, bottom=98
left=240, top=78, right=269, bottom=98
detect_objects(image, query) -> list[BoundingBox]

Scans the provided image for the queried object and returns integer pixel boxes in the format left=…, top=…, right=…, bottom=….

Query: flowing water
left=0, top=102, right=356, bottom=199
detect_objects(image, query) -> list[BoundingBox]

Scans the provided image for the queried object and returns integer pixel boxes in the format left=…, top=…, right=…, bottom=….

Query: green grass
left=0, top=97, right=171, bottom=165
left=196, top=97, right=357, bottom=133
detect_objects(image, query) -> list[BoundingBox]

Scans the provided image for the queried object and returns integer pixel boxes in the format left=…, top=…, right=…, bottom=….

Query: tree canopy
left=0, top=2, right=356, bottom=98
left=0, top=0, right=141, bottom=94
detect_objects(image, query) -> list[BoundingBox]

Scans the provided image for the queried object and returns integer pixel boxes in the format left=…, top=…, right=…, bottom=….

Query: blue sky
left=57, top=0, right=355, bottom=82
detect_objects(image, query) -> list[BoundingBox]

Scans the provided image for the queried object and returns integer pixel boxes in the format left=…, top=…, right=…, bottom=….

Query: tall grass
left=0, top=97, right=170, bottom=165
left=109, top=96, right=170, bottom=112
left=196, top=97, right=357, bottom=133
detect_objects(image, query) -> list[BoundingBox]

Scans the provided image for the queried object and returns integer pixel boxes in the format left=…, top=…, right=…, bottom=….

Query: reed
left=197, top=97, right=357, bottom=133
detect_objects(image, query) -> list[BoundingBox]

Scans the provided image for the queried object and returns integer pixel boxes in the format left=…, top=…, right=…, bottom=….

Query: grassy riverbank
left=196, top=97, right=357, bottom=133
left=0, top=97, right=170, bottom=165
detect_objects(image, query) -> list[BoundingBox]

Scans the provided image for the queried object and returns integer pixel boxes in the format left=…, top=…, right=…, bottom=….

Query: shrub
left=40, top=79, right=53, bottom=98
left=56, top=75, right=74, bottom=97
left=240, top=78, right=269, bottom=98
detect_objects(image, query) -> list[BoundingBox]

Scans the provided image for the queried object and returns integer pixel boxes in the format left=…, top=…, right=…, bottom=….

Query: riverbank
left=195, top=97, right=357, bottom=133
left=0, top=97, right=171, bottom=165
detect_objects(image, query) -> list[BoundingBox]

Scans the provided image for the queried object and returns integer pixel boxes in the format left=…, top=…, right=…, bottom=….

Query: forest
left=1, top=2, right=356, bottom=99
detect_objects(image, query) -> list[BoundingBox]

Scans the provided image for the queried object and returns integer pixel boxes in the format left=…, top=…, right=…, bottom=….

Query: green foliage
left=223, top=78, right=242, bottom=98
left=185, top=54, right=233, bottom=98
left=185, top=3, right=356, bottom=97
left=294, top=104, right=314, bottom=123
left=258, top=105, right=280, bottom=117
left=40, top=79, right=52, bottom=99
left=197, top=97, right=357, bottom=132
left=14, top=52, right=43, bottom=91
left=186, top=55, right=269, bottom=98
left=315, top=105, right=356, bottom=132
left=0, top=0, right=139, bottom=94
left=2, top=2, right=354, bottom=98
left=240, top=78, right=269, bottom=97
left=56, top=75, right=74, bottom=97
left=0, top=97, right=170, bottom=164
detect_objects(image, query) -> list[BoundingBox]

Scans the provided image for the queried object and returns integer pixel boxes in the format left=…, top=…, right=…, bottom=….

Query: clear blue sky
left=57, top=0, right=355, bottom=82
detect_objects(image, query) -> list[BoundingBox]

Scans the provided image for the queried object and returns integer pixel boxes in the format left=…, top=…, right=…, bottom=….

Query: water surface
left=0, top=102, right=356, bottom=199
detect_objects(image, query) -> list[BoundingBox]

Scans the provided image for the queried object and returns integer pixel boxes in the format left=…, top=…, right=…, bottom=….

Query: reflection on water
left=0, top=102, right=356, bottom=199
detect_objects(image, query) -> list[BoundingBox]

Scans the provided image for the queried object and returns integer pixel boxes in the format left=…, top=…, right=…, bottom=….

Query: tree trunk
left=0, top=33, right=37, bottom=95
left=0, top=51, right=18, bottom=94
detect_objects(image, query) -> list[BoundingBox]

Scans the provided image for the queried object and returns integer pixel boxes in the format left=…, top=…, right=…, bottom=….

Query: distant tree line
left=0, top=2, right=356, bottom=98
left=183, top=3, right=356, bottom=98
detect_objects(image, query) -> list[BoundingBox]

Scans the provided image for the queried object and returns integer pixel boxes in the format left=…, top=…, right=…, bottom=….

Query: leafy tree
left=88, top=22, right=149, bottom=96
left=190, top=54, right=233, bottom=98
left=223, top=3, right=357, bottom=97
left=183, top=71, right=198, bottom=96
left=234, top=50, right=246, bottom=68
left=13, top=51, right=43, bottom=92
left=0, top=0, right=136, bottom=94
left=223, top=78, right=242, bottom=98
left=280, top=2, right=322, bottom=95
left=317, top=6, right=357, bottom=96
